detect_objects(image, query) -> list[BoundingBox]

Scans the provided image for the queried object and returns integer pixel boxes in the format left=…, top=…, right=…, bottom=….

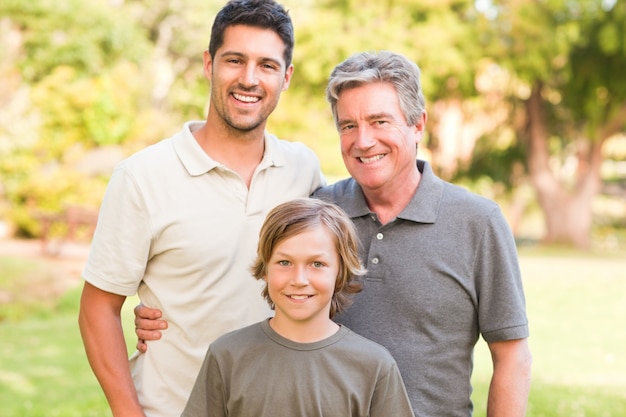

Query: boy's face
left=203, top=24, right=294, bottom=134
left=265, top=226, right=339, bottom=334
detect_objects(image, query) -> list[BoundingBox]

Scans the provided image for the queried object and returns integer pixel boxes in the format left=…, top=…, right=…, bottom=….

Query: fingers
left=134, top=317, right=166, bottom=346
left=136, top=328, right=163, bottom=341
left=133, top=303, right=167, bottom=349
left=134, top=303, right=163, bottom=320
left=134, top=315, right=168, bottom=331
left=136, top=339, right=148, bottom=353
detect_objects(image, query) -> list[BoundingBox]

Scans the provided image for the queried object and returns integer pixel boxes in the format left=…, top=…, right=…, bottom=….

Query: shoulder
left=267, top=134, right=319, bottom=161
left=115, top=137, right=177, bottom=175
left=436, top=182, right=515, bottom=245
left=207, top=322, right=267, bottom=359
left=313, top=177, right=357, bottom=202
left=118, top=121, right=204, bottom=171
left=418, top=160, right=499, bottom=217
left=212, top=322, right=264, bottom=346
left=265, top=135, right=322, bottom=187
left=111, top=122, right=206, bottom=184
left=339, top=327, right=397, bottom=364
left=442, top=181, right=499, bottom=214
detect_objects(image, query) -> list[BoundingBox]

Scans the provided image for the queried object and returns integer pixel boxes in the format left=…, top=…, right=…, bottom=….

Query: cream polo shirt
left=83, top=121, right=324, bottom=417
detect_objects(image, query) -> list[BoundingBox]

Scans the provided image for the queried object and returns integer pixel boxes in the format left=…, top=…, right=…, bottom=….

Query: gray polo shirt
left=314, top=160, right=528, bottom=417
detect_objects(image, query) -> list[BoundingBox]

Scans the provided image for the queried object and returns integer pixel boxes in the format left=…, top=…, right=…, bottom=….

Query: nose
left=291, top=266, right=309, bottom=286
left=240, top=63, right=259, bottom=88
left=354, top=125, right=376, bottom=150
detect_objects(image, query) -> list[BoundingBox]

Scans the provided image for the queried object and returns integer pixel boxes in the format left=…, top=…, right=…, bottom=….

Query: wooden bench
left=37, top=205, right=99, bottom=255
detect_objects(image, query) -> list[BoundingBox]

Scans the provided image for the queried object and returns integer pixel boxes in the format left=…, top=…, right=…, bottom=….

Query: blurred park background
left=0, top=0, right=625, bottom=416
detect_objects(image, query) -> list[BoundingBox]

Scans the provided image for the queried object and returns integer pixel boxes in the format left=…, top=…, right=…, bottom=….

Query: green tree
left=0, top=0, right=160, bottom=236
left=282, top=0, right=483, bottom=177
left=477, top=0, right=626, bottom=248
left=4, top=0, right=623, bottom=249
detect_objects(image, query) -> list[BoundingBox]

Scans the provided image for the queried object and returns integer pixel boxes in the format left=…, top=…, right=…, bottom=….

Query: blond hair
left=251, top=198, right=365, bottom=318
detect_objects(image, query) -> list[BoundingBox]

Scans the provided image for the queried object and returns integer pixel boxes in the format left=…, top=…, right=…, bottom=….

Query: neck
left=193, top=121, right=266, bottom=187
left=269, top=317, right=339, bottom=343
left=363, top=168, right=421, bottom=225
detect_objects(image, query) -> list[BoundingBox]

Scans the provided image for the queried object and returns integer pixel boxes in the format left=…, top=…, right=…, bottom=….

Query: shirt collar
left=337, top=160, right=443, bottom=224
left=173, top=121, right=285, bottom=176
left=258, top=131, right=286, bottom=169
left=398, top=160, right=443, bottom=224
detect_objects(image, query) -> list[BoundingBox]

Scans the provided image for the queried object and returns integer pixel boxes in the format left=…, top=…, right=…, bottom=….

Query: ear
left=413, top=111, right=428, bottom=145
left=203, top=50, right=213, bottom=82
left=281, top=64, right=294, bottom=91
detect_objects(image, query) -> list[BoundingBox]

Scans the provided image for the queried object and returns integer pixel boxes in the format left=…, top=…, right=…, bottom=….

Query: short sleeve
left=82, top=164, right=152, bottom=296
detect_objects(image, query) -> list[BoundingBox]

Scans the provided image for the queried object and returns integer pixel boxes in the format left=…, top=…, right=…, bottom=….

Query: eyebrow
left=338, top=112, right=394, bottom=126
left=367, top=112, right=394, bottom=121
left=272, top=250, right=331, bottom=259
left=219, top=51, right=284, bottom=69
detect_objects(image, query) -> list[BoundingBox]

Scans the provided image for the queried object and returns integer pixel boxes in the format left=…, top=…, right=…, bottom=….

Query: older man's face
left=335, top=82, right=425, bottom=195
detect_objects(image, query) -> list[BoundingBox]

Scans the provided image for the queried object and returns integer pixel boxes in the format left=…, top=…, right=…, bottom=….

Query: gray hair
left=326, top=50, right=426, bottom=127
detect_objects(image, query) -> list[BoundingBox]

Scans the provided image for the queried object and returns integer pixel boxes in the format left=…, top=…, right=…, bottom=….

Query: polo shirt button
left=371, top=257, right=379, bottom=265
left=376, top=233, right=383, bottom=240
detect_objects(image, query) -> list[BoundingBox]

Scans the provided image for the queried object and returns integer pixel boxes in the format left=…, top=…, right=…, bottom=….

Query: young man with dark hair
left=78, top=2, right=323, bottom=416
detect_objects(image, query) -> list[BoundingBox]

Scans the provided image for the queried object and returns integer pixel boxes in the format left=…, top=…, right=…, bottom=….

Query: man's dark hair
left=208, top=0, right=294, bottom=68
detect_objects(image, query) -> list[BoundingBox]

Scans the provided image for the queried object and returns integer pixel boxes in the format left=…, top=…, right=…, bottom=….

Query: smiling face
left=265, top=225, right=340, bottom=334
left=336, top=82, right=425, bottom=195
left=204, top=24, right=293, bottom=135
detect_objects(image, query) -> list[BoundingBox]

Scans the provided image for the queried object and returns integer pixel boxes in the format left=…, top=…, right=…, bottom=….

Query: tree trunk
left=525, top=81, right=604, bottom=249
left=430, top=97, right=509, bottom=180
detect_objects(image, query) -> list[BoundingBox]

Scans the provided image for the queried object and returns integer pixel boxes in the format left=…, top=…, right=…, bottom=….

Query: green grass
left=0, top=304, right=110, bottom=416
left=0, top=282, right=138, bottom=417
left=0, top=257, right=60, bottom=321
left=471, top=248, right=626, bottom=416
left=1, top=250, right=625, bottom=416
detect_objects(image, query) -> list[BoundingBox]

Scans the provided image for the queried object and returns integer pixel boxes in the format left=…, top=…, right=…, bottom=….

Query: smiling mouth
left=359, top=154, right=385, bottom=164
left=288, top=295, right=313, bottom=300
left=233, top=93, right=260, bottom=103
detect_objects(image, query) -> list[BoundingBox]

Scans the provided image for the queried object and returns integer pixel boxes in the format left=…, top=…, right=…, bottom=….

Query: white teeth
left=289, top=295, right=311, bottom=300
left=233, top=93, right=259, bottom=103
left=359, top=154, right=384, bottom=163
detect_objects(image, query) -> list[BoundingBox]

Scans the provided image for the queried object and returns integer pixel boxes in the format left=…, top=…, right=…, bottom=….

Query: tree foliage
left=0, top=0, right=158, bottom=236
left=0, top=0, right=624, bottom=248
left=1, top=0, right=148, bottom=82
left=468, top=0, right=626, bottom=248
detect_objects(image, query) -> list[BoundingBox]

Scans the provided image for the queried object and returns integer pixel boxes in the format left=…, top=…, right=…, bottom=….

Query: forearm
left=487, top=339, right=532, bottom=417
left=79, top=283, right=145, bottom=417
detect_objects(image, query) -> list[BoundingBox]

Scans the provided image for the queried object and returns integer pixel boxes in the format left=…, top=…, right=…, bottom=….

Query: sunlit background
left=1, top=0, right=625, bottom=416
